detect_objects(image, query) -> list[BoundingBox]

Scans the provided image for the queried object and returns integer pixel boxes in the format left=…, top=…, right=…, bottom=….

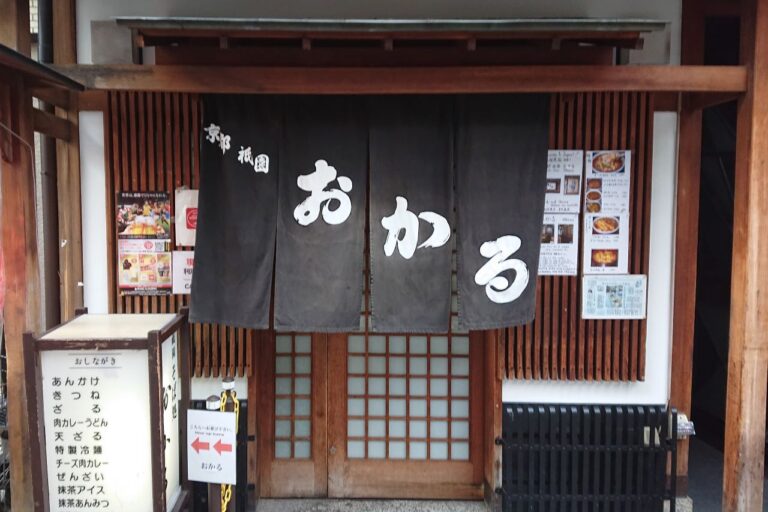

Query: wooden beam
left=686, top=91, right=741, bottom=111
left=723, top=0, right=768, bottom=510
left=54, top=64, right=749, bottom=94
left=77, top=89, right=108, bottom=111
left=30, top=86, right=71, bottom=109
left=670, top=0, right=706, bottom=491
left=32, top=107, right=72, bottom=141
left=56, top=91, right=84, bottom=320
left=0, top=0, right=31, bottom=55
left=1, top=76, right=41, bottom=512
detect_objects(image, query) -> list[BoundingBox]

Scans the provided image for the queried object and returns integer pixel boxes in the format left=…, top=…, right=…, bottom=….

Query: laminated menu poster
left=117, top=192, right=172, bottom=295
left=582, top=274, right=647, bottom=319
left=538, top=213, right=579, bottom=276
left=117, top=239, right=172, bottom=295
left=582, top=150, right=631, bottom=274
left=544, top=150, right=583, bottom=214
left=172, top=251, right=194, bottom=295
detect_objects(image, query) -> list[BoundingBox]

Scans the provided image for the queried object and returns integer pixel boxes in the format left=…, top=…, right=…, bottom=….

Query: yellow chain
left=219, top=389, right=240, bottom=512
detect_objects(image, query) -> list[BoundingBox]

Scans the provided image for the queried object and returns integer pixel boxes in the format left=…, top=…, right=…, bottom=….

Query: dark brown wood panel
left=105, top=91, right=253, bottom=378
left=505, top=92, right=654, bottom=382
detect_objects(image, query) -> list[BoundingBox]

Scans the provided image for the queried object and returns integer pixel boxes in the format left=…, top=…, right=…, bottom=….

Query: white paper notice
left=544, top=150, right=583, bottom=214
left=187, top=410, right=237, bottom=485
left=583, top=150, right=631, bottom=274
left=175, top=189, right=199, bottom=247
left=582, top=274, right=647, bottom=319
left=539, top=213, right=579, bottom=276
left=172, top=251, right=194, bottom=295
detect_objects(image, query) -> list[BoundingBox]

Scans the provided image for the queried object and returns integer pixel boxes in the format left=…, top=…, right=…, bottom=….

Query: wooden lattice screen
left=105, top=91, right=652, bottom=382
left=505, top=92, right=654, bottom=382
left=105, top=91, right=253, bottom=378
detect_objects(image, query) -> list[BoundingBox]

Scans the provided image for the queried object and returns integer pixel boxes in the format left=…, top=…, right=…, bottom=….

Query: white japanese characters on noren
left=203, top=123, right=230, bottom=154
left=474, top=235, right=529, bottom=304
left=294, top=159, right=353, bottom=226
left=381, top=195, right=450, bottom=259
left=237, top=146, right=270, bottom=174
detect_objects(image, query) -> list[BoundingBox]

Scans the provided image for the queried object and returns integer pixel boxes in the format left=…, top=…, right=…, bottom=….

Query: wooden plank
left=56, top=91, right=84, bottom=320
left=55, top=64, right=749, bottom=94
left=0, top=0, right=31, bottom=55
left=32, top=106, right=71, bottom=141
left=723, top=0, right=768, bottom=509
left=2, top=76, right=39, bottom=512
left=52, top=0, right=76, bottom=65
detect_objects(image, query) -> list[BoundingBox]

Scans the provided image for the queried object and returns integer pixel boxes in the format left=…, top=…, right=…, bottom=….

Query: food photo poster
left=116, top=192, right=172, bottom=295
left=582, top=150, right=631, bottom=274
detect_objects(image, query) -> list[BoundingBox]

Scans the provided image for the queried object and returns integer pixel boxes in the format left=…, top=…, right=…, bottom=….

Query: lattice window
left=274, top=334, right=312, bottom=459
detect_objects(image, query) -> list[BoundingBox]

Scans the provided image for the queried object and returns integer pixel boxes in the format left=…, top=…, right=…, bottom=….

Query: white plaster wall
left=79, top=112, right=109, bottom=314
left=503, top=112, right=679, bottom=405
left=75, top=0, right=680, bottom=65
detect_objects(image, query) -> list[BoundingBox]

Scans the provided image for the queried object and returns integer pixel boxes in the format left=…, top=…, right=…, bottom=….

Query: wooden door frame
left=256, top=333, right=328, bottom=497
left=253, top=330, right=497, bottom=502
left=326, top=332, right=485, bottom=500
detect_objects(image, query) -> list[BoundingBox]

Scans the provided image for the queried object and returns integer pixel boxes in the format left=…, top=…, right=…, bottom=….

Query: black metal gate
left=500, top=404, right=677, bottom=511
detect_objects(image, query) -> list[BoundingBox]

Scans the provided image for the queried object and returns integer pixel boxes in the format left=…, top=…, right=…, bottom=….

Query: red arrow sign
left=191, top=436, right=210, bottom=453
left=214, top=439, right=233, bottom=455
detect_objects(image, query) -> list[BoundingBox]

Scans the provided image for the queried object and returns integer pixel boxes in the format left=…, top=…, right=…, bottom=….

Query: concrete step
left=253, top=499, right=488, bottom=512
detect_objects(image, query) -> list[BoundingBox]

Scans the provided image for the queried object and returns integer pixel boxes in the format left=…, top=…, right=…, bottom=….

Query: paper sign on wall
left=582, top=274, right=647, bottom=319
left=539, top=213, right=579, bottom=276
left=582, top=150, right=631, bottom=274
left=172, top=251, right=195, bottom=295
left=41, top=350, right=154, bottom=512
left=544, top=150, right=583, bottom=214
left=175, top=189, right=199, bottom=247
left=117, top=192, right=172, bottom=295
left=187, top=409, right=237, bottom=485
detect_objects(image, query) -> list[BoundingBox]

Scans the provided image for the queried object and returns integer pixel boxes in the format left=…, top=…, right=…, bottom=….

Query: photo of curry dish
left=592, top=151, right=625, bottom=173
left=592, top=216, right=620, bottom=235
left=591, top=249, right=619, bottom=267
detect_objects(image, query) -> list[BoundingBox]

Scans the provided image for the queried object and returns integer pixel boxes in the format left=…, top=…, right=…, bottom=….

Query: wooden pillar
left=0, top=3, right=39, bottom=510
left=53, top=0, right=84, bottom=321
left=722, top=0, right=768, bottom=510
left=0, top=78, right=41, bottom=512
left=669, top=0, right=705, bottom=491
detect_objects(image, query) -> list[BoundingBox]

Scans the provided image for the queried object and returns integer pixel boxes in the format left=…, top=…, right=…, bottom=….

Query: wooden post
left=0, top=2, right=39, bottom=510
left=668, top=0, right=705, bottom=492
left=53, top=0, right=84, bottom=321
left=1, top=77, right=41, bottom=512
left=722, top=0, right=768, bottom=510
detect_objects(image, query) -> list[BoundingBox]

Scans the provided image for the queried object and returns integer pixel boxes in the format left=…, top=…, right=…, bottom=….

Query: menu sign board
left=161, top=335, right=182, bottom=510
left=582, top=274, right=647, bottom=319
left=544, top=150, right=583, bottom=214
left=41, top=350, right=153, bottom=512
left=539, top=213, right=579, bottom=276
left=582, top=150, right=631, bottom=274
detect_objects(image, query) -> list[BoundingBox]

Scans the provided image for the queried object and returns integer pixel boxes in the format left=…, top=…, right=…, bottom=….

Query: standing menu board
left=41, top=350, right=154, bottom=511
left=27, top=312, right=191, bottom=512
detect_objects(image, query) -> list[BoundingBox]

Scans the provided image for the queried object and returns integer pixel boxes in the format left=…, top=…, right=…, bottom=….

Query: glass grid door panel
left=274, top=334, right=312, bottom=459
left=346, top=335, right=471, bottom=461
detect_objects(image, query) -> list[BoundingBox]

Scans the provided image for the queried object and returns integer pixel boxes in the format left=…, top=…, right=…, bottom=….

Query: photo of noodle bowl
left=592, top=216, right=620, bottom=235
left=592, top=151, right=625, bottom=173
left=591, top=249, right=619, bottom=267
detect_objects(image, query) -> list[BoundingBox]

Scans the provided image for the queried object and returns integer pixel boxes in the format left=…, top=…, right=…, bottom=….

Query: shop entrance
left=256, top=330, right=485, bottom=499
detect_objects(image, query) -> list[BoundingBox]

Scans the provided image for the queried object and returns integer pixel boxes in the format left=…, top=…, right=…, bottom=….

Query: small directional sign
left=187, top=409, right=237, bottom=485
